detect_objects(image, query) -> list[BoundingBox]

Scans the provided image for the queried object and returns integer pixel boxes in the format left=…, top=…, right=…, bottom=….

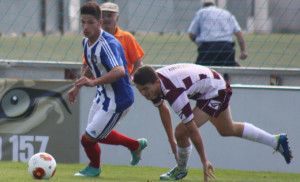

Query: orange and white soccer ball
left=28, top=152, right=56, bottom=180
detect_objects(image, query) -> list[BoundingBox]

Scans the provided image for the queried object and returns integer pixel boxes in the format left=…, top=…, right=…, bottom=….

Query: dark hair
left=80, top=1, right=102, bottom=20
left=133, top=65, right=158, bottom=85
left=203, top=2, right=215, bottom=8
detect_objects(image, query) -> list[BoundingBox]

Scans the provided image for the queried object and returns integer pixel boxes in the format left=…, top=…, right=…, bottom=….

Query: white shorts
left=86, top=101, right=131, bottom=139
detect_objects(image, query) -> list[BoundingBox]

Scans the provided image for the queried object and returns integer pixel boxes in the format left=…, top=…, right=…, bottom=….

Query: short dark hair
left=203, top=2, right=215, bottom=8
left=80, top=1, right=102, bottom=20
left=133, top=65, right=158, bottom=85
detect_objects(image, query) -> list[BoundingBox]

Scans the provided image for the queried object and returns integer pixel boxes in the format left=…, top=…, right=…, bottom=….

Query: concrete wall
left=1, top=60, right=300, bottom=86
left=79, top=85, right=300, bottom=173
left=0, top=59, right=298, bottom=172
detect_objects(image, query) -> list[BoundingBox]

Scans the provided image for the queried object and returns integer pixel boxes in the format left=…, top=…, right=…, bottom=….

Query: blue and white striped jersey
left=82, top=30, right=134, bottom=112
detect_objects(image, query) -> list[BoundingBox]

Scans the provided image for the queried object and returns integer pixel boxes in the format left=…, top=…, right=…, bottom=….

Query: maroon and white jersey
left=152, top=64, right=227, bottom=123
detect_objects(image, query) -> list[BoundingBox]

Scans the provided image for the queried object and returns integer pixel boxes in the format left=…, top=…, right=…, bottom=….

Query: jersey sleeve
left=188, top=11, right=201, bottom=35
left=101, top=41, right=124, bottom=69
left=167, top=91, right=194, bottom=124
left=231, top=14, right=241, bottom=33
left=151, top=92, right=193, bottom=123
left=157, top=71, right=194, bottom=124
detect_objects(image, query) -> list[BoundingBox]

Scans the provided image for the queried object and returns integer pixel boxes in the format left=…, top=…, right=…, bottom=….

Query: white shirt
left=188, top=6, right=241, bottom=45
left=151, top=63, right=227, bottom=123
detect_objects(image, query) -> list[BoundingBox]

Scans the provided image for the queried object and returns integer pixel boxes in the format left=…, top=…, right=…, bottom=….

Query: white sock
left=242, top=122, right=277, bottom=149
left=177, top=145, right=192, bottom=171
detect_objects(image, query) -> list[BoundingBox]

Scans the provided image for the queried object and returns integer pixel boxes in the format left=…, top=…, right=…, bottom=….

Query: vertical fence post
left=40, top=0, right=47, bottom=36
left=58, top=0, right=64, bottom=35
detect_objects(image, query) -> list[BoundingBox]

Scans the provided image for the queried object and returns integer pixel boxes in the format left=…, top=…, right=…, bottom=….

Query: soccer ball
left=28, top=152, right=56, bottom=180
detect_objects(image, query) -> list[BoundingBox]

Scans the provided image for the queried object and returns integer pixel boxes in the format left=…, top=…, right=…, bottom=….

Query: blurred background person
left=101, top=2, right=145, bottom=80
left=188, top=0, right=248, bottom=66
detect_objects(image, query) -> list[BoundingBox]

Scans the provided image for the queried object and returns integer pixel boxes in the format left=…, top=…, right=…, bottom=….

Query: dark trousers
left=196, top=41, right=239, bottom=66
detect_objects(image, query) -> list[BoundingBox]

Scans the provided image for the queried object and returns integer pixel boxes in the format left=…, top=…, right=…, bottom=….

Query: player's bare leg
left=172, top=106, right=212, bottom=171
left=209, top=107, right=244, bottom=137
left=162, top=107, right=211, bottom=181
left=159, top=122, right=192, bottom=180
left=210, top=106, right=293, bottom=164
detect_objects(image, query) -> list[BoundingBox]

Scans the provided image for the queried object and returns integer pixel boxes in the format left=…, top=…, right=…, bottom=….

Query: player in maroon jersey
left=133, top=63, right=292, bottom=181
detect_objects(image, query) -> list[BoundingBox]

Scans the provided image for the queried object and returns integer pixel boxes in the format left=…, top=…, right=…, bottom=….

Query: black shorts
left=196, top=41, right=238, bottom=66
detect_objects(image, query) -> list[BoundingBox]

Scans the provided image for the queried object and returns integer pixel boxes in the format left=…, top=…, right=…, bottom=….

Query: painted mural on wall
left=0, top=79, right=79, bottom=163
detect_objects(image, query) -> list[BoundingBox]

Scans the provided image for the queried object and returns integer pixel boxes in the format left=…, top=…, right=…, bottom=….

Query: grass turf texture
left=0, top=33, right=299, bottom=68
left=1, top=161, right=299, bottom=182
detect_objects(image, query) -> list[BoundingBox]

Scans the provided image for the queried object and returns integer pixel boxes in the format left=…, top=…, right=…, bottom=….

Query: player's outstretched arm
left=93, top=65, right=125, bottom=86
left=80, top=63, right=93, bottom=78
left=184, top=120, right=215, bottom=181
left=68, top=86, right=80, bottom=104
left=158, top=101, right=178, bottom=161
left=75, top=66, right=125, bottom=87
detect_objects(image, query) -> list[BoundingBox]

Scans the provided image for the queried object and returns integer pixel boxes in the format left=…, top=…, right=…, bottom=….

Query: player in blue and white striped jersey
left=81, top=26, right=133, bottom=113
left=68, top=1, right=147, bottom=177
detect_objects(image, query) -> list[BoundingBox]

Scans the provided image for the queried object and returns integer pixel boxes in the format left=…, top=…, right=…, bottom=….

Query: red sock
left=81, top=135, right=101, bottom=168
left=98, top=130, right=139, bottom=151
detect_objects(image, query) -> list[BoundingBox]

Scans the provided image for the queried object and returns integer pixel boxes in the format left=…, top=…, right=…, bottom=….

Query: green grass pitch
left=1, top=161, right=299, bottom=182
left=0, top=33, right=299, bottom=68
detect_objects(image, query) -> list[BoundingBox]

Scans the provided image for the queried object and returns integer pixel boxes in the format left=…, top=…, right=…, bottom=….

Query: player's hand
left=203, top=160, right=215, bottom=182
left=68, top=87, right=80, bottom=104
left=240, top=51, right=248, bottom=60
left=75, top=76, right=95, bottom=87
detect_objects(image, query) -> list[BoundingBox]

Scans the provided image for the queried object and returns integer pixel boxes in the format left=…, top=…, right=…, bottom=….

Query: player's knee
left=81, top=134, right=97, bottom=147
left=219, top=131, right=230, bottom=137
left=175, top=126, right=188, bottom=140
left=218, top=129, right=235, bottom=137
left=218, top=122, right=243, bottom=137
